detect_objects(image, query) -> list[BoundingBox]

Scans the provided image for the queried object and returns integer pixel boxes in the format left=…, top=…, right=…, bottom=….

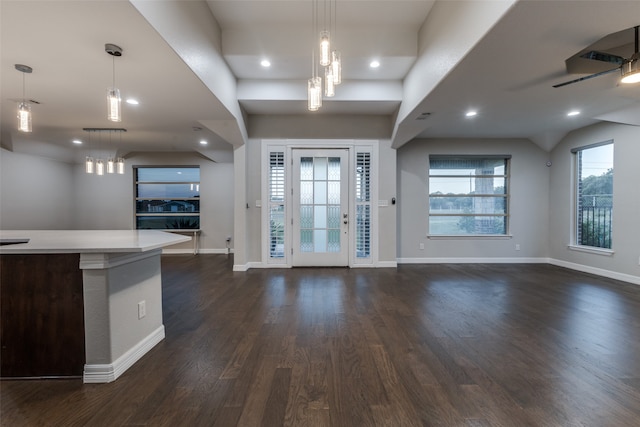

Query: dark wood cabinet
left=1, top=253, right=85, bottom=378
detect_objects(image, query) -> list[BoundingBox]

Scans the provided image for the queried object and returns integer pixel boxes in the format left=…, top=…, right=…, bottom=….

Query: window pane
left=136, top=200, right=200, bottom=213
left=576, top=143, right=613, bottom=249
left=429, top=216, right=506, bottom=235
left=136, top=216, right=199, bottom=229
left=137, top=183, right=199, bottom=198
left=429, top=177, right=506, bottom=195
left=269, top=205, right=285, bottom=258
left=137, top=167, right=200, bottom=182
left=429, top=196, right=506, bottom=215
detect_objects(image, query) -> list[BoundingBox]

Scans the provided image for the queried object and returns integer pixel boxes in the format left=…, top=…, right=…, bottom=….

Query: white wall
left=378, top=140, right=397, bottom=264
left=397, top=138, right=550, bottom=261
left=549, top=122, right=640, bottom=282
left=0, top=149, right=234, bottom=253
left=0, top=149, right=75, bottom=229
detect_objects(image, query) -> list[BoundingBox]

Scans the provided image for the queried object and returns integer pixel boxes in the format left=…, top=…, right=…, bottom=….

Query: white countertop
left=0, top=230, right=191, bottom=254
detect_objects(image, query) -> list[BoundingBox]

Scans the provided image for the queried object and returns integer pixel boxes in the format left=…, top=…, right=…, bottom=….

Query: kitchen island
left=0, top=230, right=190, bottom=383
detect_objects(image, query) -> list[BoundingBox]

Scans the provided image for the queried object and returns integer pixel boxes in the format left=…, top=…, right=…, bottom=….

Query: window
left=135, top=166, right=200, bottom=229
left=355, top=152, right=371, bottom=258
left=428, top=156, right=509, bottom=235
left=573, top=141, right=613, bottom=249
left=268, top=152, right=285, bottom=258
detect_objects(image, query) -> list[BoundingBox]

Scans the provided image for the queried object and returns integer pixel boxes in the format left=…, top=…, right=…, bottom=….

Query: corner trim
left=83, top=326, right=165, bottom=383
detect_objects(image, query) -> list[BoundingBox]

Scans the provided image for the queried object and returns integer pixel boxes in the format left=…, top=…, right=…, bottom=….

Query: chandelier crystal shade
left=18, top=102, right=32, bottom=133
left=319, top=31, right=331, bottom=66
left=15, top=64, right=33, bottom=133
left=308, top=76, right=322, bottom=111
left=331, top=51, right=342, bottom=85
left=325, top=66, right=335, bottom=97
left=105, top=43, right=123, bottom=122
left=107, top=88, right=121, bottom=122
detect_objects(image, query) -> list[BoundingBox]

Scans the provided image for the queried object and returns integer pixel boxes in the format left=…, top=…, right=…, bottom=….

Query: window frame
left=133, top=165, right=201, bottom=230
left=428, top=155, right=511, bottom=237
left=571, top=140, right=613, bottom=250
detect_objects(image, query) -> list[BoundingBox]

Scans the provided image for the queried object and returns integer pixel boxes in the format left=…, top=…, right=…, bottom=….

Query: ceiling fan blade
left=553, top=66, right=621, bottom=88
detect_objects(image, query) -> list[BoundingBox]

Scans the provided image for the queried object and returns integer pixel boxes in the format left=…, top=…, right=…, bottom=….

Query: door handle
left=343, top=213, right=348, bottom=224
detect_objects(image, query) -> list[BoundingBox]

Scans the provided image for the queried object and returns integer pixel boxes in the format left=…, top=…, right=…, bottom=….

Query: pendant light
left=83, top=128, right=126, bottom=176
left=621, top=27, right=640, bottom=84
left=105, top=43, right=123, bottom=122
left=325, top=66, right=335, bottom=97
left=308, top=0, right=322, bottom=111
left=85, top=129, right=94, bottom=173
left=15, top=64, right=33, bottom=132
left=116, top=129, right=125, bottom=174
left=330, top=0, right=341, bottom=85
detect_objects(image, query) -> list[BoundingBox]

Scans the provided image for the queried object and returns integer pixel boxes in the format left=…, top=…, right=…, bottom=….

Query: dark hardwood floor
left=2, top=256, right=640, bottom=426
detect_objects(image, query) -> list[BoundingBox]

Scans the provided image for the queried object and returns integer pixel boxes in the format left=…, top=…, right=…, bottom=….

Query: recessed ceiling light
left=465, top=111, right=478, bottom=117
left=567, top=110, right=580, bottom=116
left=126, top=98, right=139, bottom=105
left=200, top=140, right=208, bottom=146
left=260, top=59, right=271, bottom=68
left=369, top=60, right=380, bottom=68
left=72, top=139, right=82, bottom=145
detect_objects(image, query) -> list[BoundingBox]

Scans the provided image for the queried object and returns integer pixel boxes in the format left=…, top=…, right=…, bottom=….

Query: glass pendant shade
left=17, top=102, right=32, bottom=132
left=621, top=57, right=640, bottom=83
left=95, top=159, right=105, bottom=176
left=308, top=77, right=322, bottom=111
left=85, top=156, right=95, bottom=174
left=107, top=158, right=115, bottom=174
left=325, top=67, right=335, bottom=97
left=116, top=157, right=125, bottom=175
left=331, top=51, right=342, bottom=85
left=319, top=31, right=331, bottom=66
left=107, top=87, right=121, bottom=122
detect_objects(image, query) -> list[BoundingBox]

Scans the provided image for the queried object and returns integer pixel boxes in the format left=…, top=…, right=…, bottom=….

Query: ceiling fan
left=553, top=25, right=639, bottom=88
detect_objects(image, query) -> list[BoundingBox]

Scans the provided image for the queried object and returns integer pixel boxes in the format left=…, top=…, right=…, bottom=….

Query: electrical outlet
left=515, top=244, right=521, bottom=251
left=138, top=300, right=146, bottom=319
left=419, top=243, right=424, bottom=250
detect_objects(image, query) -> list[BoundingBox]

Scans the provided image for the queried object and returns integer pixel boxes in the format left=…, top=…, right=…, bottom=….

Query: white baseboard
left=376, top=261, right=398, bottom=268
left=548, top=258, right=640, bottom=286
left=83, top=326, right=165, bottom=383
left=162, top=248, right=233, bottom=255
left=397, top=257, right=548, bottom=264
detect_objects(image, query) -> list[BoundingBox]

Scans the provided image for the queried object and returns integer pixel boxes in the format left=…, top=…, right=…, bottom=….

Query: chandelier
left=83, top=128, right=126, bottom=176
left=308, top=0, right=341, bottom=111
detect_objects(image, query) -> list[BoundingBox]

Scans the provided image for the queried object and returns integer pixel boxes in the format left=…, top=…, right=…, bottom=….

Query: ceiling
left=1, top=1, right=639, bottom=165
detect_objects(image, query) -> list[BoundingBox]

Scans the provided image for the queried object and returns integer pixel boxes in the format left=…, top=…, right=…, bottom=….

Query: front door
left=292, top=149, right=349, bottom=266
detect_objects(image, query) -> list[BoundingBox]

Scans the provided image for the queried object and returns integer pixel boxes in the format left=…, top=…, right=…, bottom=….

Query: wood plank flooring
left=2, top=256, right=640, bottom=426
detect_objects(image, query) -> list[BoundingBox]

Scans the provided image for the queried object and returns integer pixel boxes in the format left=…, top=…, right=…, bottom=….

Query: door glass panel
left=301, top=157, right=313, bottom=180
left=314, top=157, right=327, bottom=179
left=327, top=205, right=340, bottom=228
left=328, top=229, right=340, bottom=252
left=328, top=157, right=340, bottom=180
left=301, top=229, right=313, bottom=252
left=327, top=181, right=340, bottom=204
left=300, top=181, right=313, bottom=204
left=314, top=229, right=327, bottom=252
left=314, top=182, right=327, bottom=204
left=299, top=155, right=342, bottom=256
left=314, top=206, right=327, bottom=228
left=300, top=205, right=313, bottom=229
